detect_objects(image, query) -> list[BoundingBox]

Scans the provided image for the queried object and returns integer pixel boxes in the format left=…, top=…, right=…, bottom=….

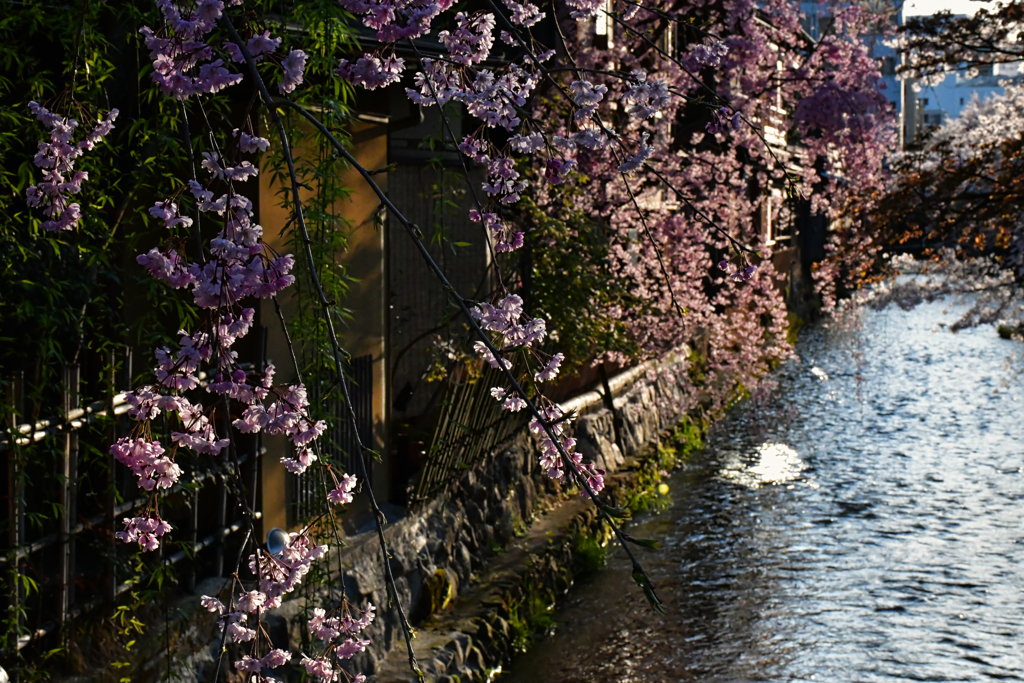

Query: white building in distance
left=800, top=0, right=1021, bottom=147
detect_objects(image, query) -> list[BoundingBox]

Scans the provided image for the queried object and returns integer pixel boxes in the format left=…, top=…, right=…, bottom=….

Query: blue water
left=504, top=297, right=1024, bottom=682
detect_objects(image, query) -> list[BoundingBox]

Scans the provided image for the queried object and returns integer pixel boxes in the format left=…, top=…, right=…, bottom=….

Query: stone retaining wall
left=340, top=345, right=696, bottom=681
left=75, top=345, right=695, bottom=683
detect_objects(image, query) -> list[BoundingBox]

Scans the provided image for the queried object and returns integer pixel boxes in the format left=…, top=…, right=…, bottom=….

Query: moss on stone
left=427, top=568, right=457, bottom=613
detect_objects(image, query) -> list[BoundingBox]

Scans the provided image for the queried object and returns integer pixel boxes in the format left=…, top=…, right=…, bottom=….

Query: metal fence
left=411, top=365, right=529, bottom=503
left=291, top=354, right=374, bottom=522
left=1, top=346, right=261, bottom=664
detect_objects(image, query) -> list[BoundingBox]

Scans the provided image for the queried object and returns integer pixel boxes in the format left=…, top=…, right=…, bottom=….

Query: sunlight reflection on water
left=720, top=442, right=803, bottom=488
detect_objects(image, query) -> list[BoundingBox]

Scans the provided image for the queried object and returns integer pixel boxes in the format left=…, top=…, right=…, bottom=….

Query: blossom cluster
left=694, top=38, right=729, bottom=67
left=25, top=102, right=118, bottom=231
left=115, top=515, right=172, bottom=552
left=469, top=295, right=602, bottom=493
left=328, top=473, right=359, bottom=505
left=327, top=0, right=676, bottom=270
left=92, top=4, right=380, bottom=679
left=336, top=54, right=405, bottom=90
left=622, top=71, right=672, bottom=120
left=115, top=120, right=338, bottom=552
left=198, top=531, right=369, bottom=679
left=336, top=0, right=455, bottom=43
left=302, top=601, right=376, bottom=681
left=469, top=209, right=524, bottom=253
left=530, top=405, right=605, bottom=494
left=705, top=106, right=742, bottom=135
left=439, top=13, right=496, bottom=65
left=110, top=436, right=183, bottom=491
left=112, top=3, right=360, bottom=557
left=719, top=260, right=757, bottom=281
left=471, top=294, right=547, bottom=380
left=140, top=0, right=306, bottom=99
left=141, top=0, right=242, bottom=99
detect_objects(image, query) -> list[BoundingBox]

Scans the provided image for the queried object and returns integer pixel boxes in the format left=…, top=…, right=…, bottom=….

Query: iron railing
left=291, top=354, right=374, bottom=522
left=1, top=345, right=262, bottom=667
left=412, top=366, right=530, bottom=503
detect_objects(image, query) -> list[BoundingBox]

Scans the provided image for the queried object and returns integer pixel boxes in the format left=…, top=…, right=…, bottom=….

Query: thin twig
left=222, top=15, right=425, bottom=680
left=179, top=101, right=206, bottom=265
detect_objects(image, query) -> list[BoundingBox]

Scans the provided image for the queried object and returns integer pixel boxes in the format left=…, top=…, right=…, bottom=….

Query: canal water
left=504, top=294, right=1024, bottom=682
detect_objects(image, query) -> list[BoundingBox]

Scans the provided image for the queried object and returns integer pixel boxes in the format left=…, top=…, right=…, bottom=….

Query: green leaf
left=631, top=570, right=667, bottom=614
left=601, top=505, right=630, bottom=520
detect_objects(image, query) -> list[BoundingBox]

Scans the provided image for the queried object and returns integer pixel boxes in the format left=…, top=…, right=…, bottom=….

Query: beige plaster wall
left=258, top=118, right=390, bottom=531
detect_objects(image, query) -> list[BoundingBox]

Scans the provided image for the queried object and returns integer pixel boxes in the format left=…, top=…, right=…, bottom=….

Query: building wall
left=335, top=120, right=390, bottom=502
left=386, top=161, right=491, bottom=500
left=258, top=116, right=390, bottom=525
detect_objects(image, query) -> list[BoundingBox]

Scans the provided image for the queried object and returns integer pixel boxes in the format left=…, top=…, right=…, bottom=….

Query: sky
left=903, top=0, right=997, bottom=16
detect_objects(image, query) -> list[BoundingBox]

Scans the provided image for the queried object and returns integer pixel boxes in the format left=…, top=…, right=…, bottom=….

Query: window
left=594, top=0, right=614, bottom=48
left=660, top=20, right=676, bottom=56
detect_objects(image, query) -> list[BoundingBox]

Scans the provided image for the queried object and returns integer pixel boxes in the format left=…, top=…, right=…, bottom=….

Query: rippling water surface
left=503, top=297, right=1024, bottom=682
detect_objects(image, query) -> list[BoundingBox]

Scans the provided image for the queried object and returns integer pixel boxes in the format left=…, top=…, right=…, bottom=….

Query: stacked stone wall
left=72, top=346, right=694, bottom=683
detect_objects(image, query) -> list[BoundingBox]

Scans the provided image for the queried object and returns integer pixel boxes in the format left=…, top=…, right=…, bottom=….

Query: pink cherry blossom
left=25, top=102, right=118, bottom=231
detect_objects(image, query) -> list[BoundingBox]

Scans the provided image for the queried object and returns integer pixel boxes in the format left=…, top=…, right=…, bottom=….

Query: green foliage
left=504, top=574, right=557, bottom=654
left=615, top=419, right=704, bottom=518
left=997, top=323, right=1024, bottom=340
left=631, top=568, right=666, bottom=614
left=513, top=194, right=640, bottom=373
left=786, top=311, right=805, bottom=346
left=686, top=346, right=708, bottom=387
left=671, top=418, right=706, bottom=461
left=0, top=0, right=360, bottom=676
left=571, top=532, right=607, bottom=574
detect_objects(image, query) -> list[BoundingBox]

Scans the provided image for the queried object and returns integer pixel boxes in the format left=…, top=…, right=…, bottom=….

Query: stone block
left=465, top=500, right=485, bottom=527
left=465, top=644, right=487, bottom=672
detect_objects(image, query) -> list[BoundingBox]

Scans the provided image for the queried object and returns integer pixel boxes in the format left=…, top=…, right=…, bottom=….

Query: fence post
left=214, top=474, right=227, bottom=578
left=187, top=488, right=198, bottom=593
left=6, top=372, right=24, bottom=681
left=106, top=350, right=118, bottom=608
left=599, top=364, right=627, bottom=460
left=58, top=364, right=79, bottom=637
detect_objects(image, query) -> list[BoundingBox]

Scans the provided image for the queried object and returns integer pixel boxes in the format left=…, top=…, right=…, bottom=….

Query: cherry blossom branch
left=612, top=151, right=687, bottom=318
left=607, top=10, right=803, bottom=201
left=221, top=15, right=425, bottom=680
left=472, top=0, right=724, bottom=311
left=269, top=95, right=665, bottom=611
left=503, top=3, right=709, bottom=310
left=211, top=526, right=255, bottom=681
left=643, top=163, right=760, bottom=258
left=406, top=39, right=506, bottom=289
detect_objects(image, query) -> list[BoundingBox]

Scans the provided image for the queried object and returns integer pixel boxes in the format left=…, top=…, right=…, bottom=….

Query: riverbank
left=369, top=421, right=699, bottom=683
left=359, top=346, right=707, bottom=682
left=69, top=344, right=715, bottom=683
